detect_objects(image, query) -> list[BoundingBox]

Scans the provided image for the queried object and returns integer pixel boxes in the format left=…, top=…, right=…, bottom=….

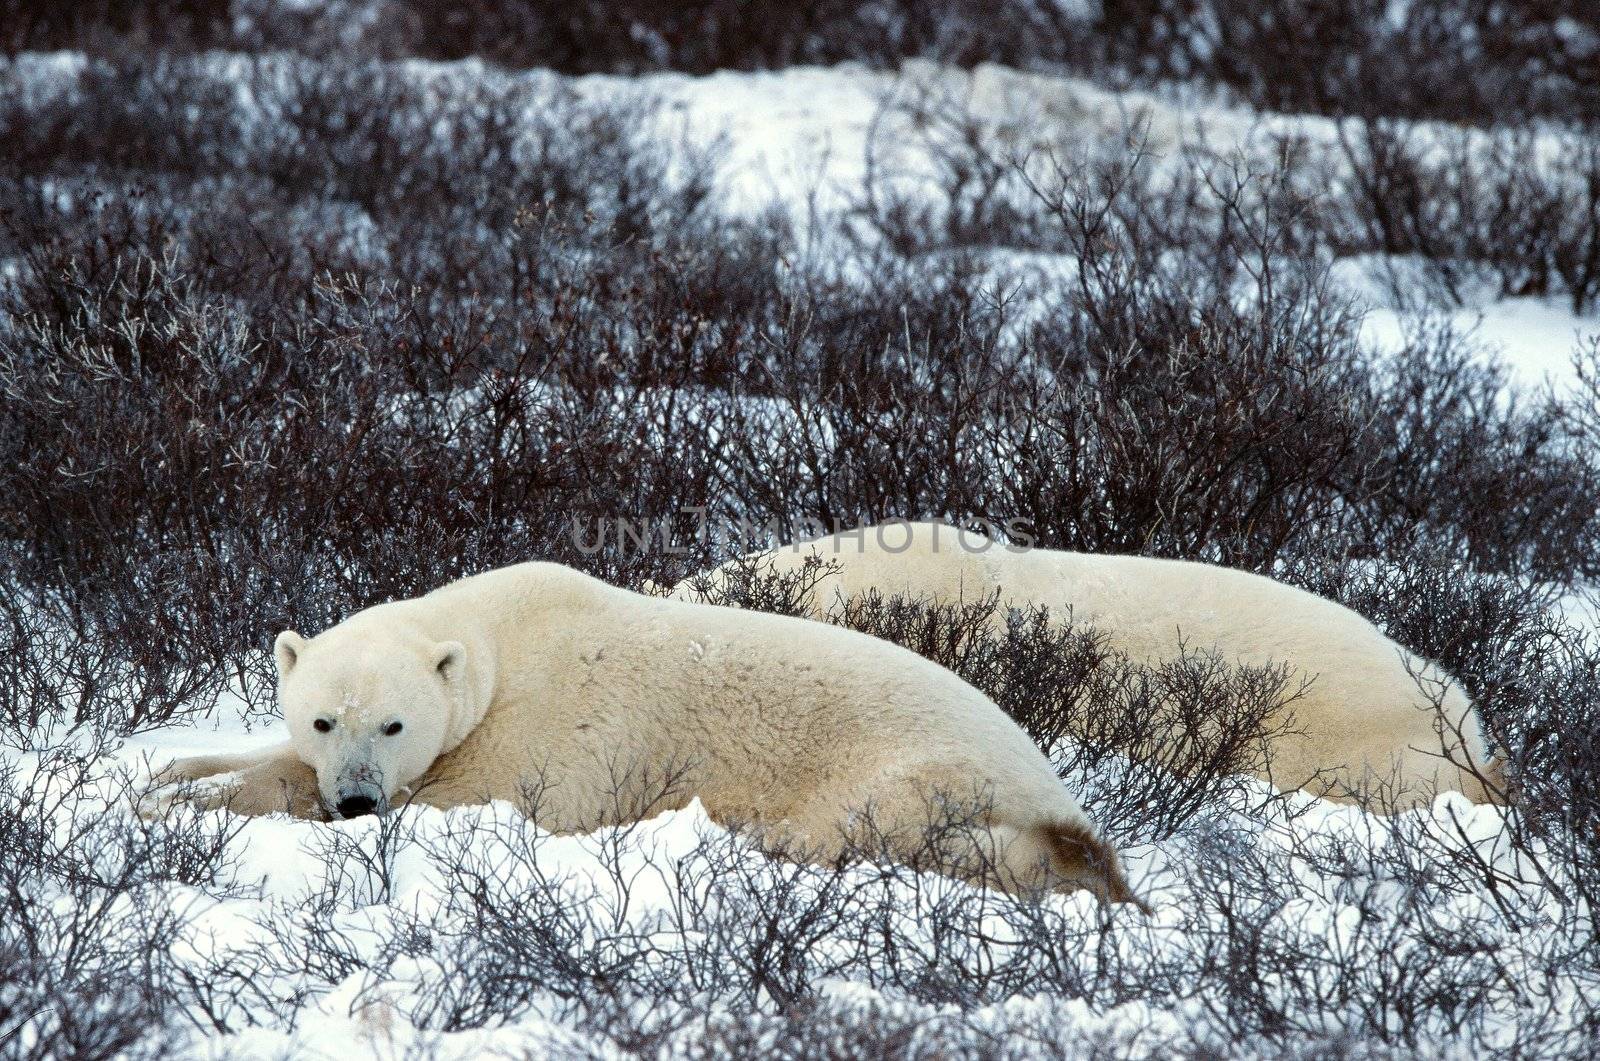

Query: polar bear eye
left=383, top=721, right=403, bottom=736
left=313, top=718, right=333, bottom=733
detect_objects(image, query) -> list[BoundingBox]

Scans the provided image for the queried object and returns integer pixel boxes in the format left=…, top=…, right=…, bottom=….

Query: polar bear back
left=678, top=523, right=1496, bottom=809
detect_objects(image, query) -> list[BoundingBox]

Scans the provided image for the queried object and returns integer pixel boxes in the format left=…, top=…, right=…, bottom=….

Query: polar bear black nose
left=336, top=795, right=377, bottom=818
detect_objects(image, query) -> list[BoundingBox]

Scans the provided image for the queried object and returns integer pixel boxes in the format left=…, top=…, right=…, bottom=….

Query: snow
left=54, top=716, right=1563, bottom=1058
left=634, top=65, right=884, bottom=218
left=1554, top=583, right=1600, bottom=634
left=61, top=683, right=1568, bottom=1058
left=1361, top=295, right=1599, bottom=393
left=0, top=49, right=88, bottom=102
left=608, top=60, right=1327, bottom=222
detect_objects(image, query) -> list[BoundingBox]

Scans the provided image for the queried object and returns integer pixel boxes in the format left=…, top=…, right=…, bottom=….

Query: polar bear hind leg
left=767, top=764, right=1144, bottom=908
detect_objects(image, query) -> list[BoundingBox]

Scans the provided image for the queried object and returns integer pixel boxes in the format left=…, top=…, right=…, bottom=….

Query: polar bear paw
left=136, top=770, right=245, bottom=820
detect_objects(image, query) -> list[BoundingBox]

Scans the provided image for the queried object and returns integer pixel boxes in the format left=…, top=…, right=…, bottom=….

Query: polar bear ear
left=433, top=641, right=466, bottom=682
left=274, top=631, right=305, bottom=677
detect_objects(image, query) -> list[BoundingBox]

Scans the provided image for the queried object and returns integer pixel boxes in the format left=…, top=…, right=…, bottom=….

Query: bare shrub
left=0, top=0, right=235, bottom=56
left=1102, top=0, right=1600, bottom=123
left=825, top=591, right=1300, bottom=841
left=1, top=0, right=1097, bottom=76
left=0, top=574, right=232, bottom=745
left=835, top=98, right=1600, bottom=577
left=1338, top=118, right=1600, bottom=315
left=671, top=551, right=842, bottom=618
left=1285, top=547, right=1600, bottom=911
left=7, top=1, right=1595, bottom=126
left=0, top=739, right=244, bottom=1059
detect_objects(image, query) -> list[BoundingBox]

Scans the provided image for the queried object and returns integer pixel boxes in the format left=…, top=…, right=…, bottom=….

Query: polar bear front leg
left=140, top=741, right=326, bottom=820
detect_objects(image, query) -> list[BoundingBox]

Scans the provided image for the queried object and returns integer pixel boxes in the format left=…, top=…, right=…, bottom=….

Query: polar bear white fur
left=671, top=522, right=1501, bottom=811
left=145, top=561, right=1143, bottom=906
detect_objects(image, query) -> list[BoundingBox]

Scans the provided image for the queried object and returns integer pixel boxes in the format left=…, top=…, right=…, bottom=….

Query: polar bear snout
left=331, top=766, right=388, bottom=819
left=335, top=792, right=381, bottom=818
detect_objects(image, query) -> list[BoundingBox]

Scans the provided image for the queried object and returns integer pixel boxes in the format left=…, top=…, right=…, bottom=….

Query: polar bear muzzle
left=335, top=792, right=380, bottom=818
left=333, top=785, right=386, bottom=818
left=331, top=764, right=388, bottom=818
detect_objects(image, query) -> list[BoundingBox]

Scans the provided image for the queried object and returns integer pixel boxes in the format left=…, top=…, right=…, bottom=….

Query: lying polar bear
left=143, top=561, right=1144, bottom=907
left=670, top=522, right=1503, bottom=811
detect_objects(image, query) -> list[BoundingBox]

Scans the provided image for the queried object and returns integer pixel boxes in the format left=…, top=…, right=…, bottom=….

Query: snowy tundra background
left=3, top=1, right=1600, bottom=1058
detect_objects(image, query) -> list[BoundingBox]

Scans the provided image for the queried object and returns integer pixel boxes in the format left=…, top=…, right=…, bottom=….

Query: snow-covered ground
left=1361, top=295, right=1599, bottom=393
left=611, top=60, right=1600, bottom=392
left=55, top=713, right=1551, bottom=1059
left=614, top=61, right=1283, bottom=218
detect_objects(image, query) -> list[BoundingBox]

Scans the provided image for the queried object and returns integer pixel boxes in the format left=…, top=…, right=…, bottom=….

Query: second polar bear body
left=675, top=522, right=1497, bottom=808
left=162, top=562, right=1140, bottom=903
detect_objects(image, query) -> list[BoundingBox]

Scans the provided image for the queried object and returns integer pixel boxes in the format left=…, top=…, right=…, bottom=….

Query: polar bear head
left=273, top=619, right=481, bottom=819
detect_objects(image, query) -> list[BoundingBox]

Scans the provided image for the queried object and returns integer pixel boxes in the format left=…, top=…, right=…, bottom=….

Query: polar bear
left=143, top=561, right=1144, bottom=907
left=671, top=522, right=1503, bottom=811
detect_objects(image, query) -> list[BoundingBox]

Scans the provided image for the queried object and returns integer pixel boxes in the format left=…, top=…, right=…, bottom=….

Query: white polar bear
left=671, top=521, right=1502, bottom=811
left=145, top=561, right=1144, bottom=907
